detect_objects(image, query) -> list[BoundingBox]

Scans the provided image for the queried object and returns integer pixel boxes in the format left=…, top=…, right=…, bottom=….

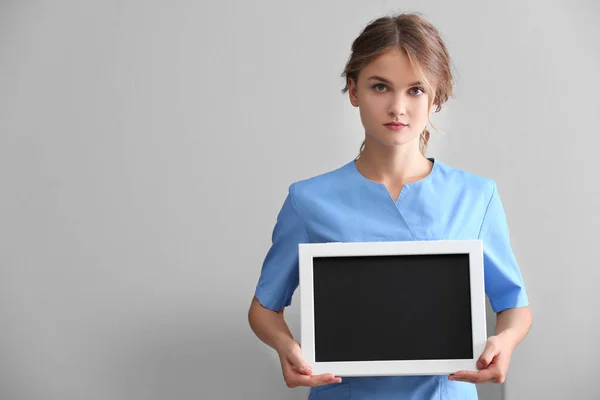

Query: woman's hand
left=449, top=335, right=512, bottom=384
left=277, top=339, right=342, bottom=388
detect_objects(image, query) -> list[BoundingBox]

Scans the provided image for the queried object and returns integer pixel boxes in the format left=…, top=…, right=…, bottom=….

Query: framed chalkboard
left=299, top=240, right=487, bottom=377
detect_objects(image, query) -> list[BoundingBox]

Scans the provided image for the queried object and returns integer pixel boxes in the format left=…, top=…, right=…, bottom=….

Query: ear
left=348, top=78, right=359, bottom=108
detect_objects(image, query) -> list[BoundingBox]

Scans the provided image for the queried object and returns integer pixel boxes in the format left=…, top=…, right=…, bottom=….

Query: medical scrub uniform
left=254, top=158, right=529, bottom=400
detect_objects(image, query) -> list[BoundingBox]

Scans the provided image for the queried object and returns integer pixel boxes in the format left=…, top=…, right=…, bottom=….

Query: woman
left=248, top=12, right=532, bottom=400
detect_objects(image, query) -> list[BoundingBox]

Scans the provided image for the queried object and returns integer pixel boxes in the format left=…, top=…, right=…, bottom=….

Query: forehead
left=359, top=47, right=419, bottom=85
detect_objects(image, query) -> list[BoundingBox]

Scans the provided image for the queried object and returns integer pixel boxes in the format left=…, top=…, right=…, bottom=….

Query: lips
left=384, top=122, right=408, bottom=131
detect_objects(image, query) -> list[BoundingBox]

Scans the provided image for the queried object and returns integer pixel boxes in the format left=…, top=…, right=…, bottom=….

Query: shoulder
left=287, top=161, right=353, bottom=202
left=434, top=159, right=497, bottom=202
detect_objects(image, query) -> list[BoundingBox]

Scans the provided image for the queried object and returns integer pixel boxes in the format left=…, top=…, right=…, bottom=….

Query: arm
left=495, top=305, right=532, bottom=351
left=450, top=306, right=532, bottom=384
left=248, top=295, right=294, bottom=354
left=248, top=296, right=342, bottom=388
left=250, top=187, right=341, bottom=388
left=451, top=182, right=532, bottom=384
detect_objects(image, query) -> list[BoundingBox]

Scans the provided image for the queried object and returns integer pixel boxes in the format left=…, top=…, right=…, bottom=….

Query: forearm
left=494, top=306, right=532, bottom=351
left=248, top=295, right=296, bottom=353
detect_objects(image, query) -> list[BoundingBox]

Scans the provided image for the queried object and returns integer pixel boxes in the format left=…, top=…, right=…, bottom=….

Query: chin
left=365, top=128, right=420, bottom=148
left=381, top=133, right=420, bottom=147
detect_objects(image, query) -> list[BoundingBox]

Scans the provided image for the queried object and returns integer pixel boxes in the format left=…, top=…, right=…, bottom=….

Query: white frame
left=299, top=240, right=487, bottom=377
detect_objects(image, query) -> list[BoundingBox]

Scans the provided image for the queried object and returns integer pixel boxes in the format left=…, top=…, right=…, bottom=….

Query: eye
left=410, top=86, right=425, bottom=95
left=372, top=83, right=387, bottom=92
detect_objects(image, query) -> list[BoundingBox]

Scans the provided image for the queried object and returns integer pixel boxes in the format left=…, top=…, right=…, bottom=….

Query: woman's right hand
left=277, top=339, right=342, bottom=388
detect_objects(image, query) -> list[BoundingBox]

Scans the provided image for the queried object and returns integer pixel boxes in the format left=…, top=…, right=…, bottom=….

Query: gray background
left=1, top=0, right=598, bottom=399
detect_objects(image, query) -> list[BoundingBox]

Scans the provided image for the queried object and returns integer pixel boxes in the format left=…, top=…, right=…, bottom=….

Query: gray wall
left=1, top=1, right=598, bottom=399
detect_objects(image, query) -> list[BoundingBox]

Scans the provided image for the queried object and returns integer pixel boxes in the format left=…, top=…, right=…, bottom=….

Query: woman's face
left=348, top=47, right=435, bottom=150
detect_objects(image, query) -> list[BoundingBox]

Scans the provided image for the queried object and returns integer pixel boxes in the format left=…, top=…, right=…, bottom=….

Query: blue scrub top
left=254, top=158, right=529, bottom=400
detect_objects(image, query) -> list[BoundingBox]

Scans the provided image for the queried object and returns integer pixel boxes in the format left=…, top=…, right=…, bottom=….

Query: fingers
left=449, top=375, right=477, bottom=384
left=477, top=339, right=499, bottom=369
left=291, top=363, right=313, bottom=375
left=454, top=336, right=510, bottom=384
left=449, top=369, right=505, bottom=384
left=280, top=347, right=341, bottom=388
left=278, top=344, right=312, bottom=375
left=284, top=342, right=313, bottom=375
left=284, top=369, right=342, bottom=388
left=305, top=373, right=342, bottom=387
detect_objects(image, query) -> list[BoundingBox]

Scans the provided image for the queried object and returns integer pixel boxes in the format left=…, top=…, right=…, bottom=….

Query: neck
left=354, top=138, right=432, bottom=186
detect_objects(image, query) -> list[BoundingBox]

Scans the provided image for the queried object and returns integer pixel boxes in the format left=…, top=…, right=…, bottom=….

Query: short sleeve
left=254, top=184, right=309, bottom=312
left=479, top=182, right=529, bottom=313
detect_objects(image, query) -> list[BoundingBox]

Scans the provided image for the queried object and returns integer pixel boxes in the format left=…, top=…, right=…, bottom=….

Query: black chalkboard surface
left=313, top=254, right=473, bottom=363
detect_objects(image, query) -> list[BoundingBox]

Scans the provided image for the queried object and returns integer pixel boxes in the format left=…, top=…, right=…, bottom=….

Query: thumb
left=477, top=341, right=497, bottom=369
left=286, top=344, right=313, bottom=375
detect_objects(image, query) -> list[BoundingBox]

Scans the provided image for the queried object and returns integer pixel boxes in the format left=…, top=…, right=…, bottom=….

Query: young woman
left=248, top=12, right=532, bottom=400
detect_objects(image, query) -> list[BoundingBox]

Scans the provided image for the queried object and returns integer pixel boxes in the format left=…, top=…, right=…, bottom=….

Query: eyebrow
left=367, top=76, right=422, bottom=87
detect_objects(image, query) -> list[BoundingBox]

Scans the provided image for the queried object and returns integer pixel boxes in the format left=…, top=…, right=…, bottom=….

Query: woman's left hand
left=449, top=335, right=512, bottom=384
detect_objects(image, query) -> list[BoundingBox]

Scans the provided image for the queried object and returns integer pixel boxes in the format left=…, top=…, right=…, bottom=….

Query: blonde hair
left=341, top=13, right=454, bottom=157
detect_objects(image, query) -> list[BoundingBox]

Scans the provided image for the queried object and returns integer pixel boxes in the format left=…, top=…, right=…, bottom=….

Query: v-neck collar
left=347, top=157, right=438, bottom=205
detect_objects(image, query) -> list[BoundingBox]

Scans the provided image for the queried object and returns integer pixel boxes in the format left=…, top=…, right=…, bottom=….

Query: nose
left=388, top=92, right=407, bottom=117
